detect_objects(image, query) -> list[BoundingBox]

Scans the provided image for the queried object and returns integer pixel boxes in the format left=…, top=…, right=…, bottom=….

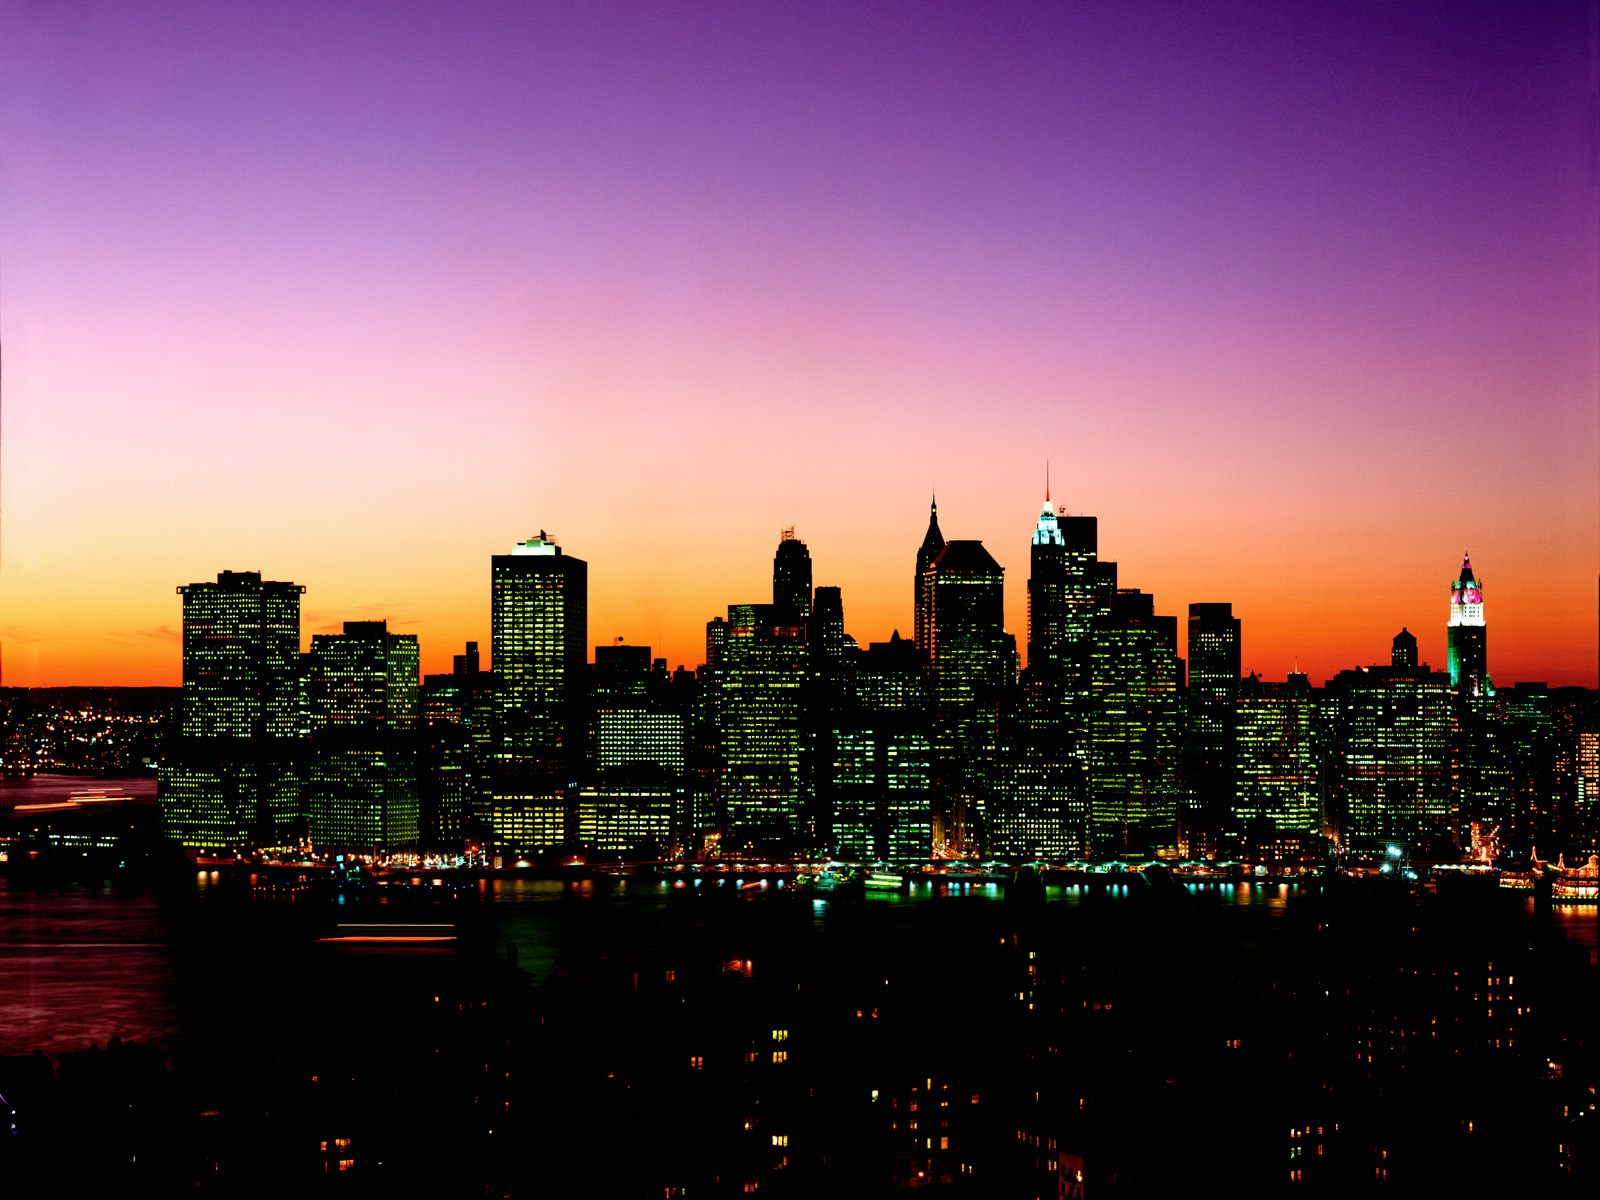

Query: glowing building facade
left=1447, top=553, right=1489, bottom=698
left=159, top=570, right=305, bottom=850
left=305, top=620, right=420, bottom=850
left=1325, top=659, right=1456, bottom=853
left=491, top=535, right=588, bottom=767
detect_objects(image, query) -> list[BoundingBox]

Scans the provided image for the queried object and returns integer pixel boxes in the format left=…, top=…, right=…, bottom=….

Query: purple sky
left=2, top=0, right=1596, bottom=685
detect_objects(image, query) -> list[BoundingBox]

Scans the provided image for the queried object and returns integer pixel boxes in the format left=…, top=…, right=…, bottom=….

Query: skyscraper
left=1026, top=491, right=1068, bottom=709
left=491, top=533, right=588, bottom=767
left=1447, top=553, right=1488, bottom=698
left=929, top=540, right=1012, bottom=711
left=159, top=570, right=305, bottom=850
left=1087, top=588, right=1183, bottom=857
left=1325, top=655, right=1456, bottom=853
left=928, top=539, right=1014, bottom=853
left=1185, top=601, right=1241, bottom=851
left=772, top=529, right=813, bottom=621
left=1232, top=672, right=1319, bottom=852
left=704, top=603, right=809, bottom=852
left=305, top=620, right=420, bottom=850
left=913, top=497, right=944, bottom=659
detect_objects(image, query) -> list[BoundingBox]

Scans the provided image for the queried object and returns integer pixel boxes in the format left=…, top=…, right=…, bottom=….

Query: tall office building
left=998, top=489, right=1093, bottom=858
left=1026, top=492, right=1068, bottom=712
left=592, top=644, right=686, bottom=774
left=1232, top=672, right=1319, bottom=851
left=159, top=570, right=305, bottom=850
left=420, top=641, right=497, bottom=848
left=913, top=497, right=944, bottom=658
left=491, top=534, right=588, bottom=767
left=1324, top=649, right=1456, bottom=853
left=1185, top=602, right=1241, bottom=851
left=704, top=603, right=809, bottom=851
left=1086, top=588, right=1183, bottom=857
left=808, top=585, right=854, bottom=670
left=929, top=540, right=1012, bottom=709
left=1447, top=553, right=1489, bottom=698
left=305, top=620, right=420, bottom=850
left=772, top=530, right=813, bottom=621
left=928, top=539, right=1015, bottom=852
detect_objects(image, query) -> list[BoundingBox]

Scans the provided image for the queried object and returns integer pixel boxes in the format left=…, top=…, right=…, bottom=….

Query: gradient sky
left=2, top=0, right=1597, bottom=688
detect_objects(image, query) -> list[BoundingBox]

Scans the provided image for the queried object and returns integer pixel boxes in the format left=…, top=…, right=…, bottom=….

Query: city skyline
left=0, top=508, right=1587, bottom=691
left=2, top=1, right=1597, bottom=688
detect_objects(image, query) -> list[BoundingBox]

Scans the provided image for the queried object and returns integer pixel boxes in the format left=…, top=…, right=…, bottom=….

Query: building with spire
left=1026, top=484, right=1069, bottom=716
left=1447, top=553, right=1489, bottom=698
left=914, top=497, right=944, bottom=659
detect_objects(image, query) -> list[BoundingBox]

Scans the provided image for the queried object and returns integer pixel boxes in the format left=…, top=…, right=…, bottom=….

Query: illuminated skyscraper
left=420, top=641, right=497, bottom=848
left=1026, top=491, right=1068, bottom=715
left=822, top=633, right=933, bottom=861
left=705, top=603, right=809, bottom=851
left=1028, top=507, right=1106, bottom=732
left=159, top=570, right=305, bottom=850
left=305, top=620, right=420, bottom=850
left=1447, top=553, right=1488, bottom=698
left=175, top=571, right=303, bottom=740
left=772, top=530, right=813, bottom=620
left=928, top=539, right=1015, bottom=852
left=1232, top=672, right=1319, bottom=845
left=491, top=534, right=588, bottom=767
left=1087, top=588, right=1183, bottom=857
left=913, top=497, right=944, bottom=658
left=1325, top=655, right=1456, bottom=853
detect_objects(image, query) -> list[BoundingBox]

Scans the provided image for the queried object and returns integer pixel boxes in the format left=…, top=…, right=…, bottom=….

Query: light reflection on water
left=4, top=870, right=1596, bottom=1057
left=0, top=881, right=178, bottom=1058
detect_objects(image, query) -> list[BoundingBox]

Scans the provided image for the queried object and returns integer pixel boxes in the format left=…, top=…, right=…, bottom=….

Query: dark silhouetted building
left=1185, top=601, right=1241, bottom=852
left=913, top=497, right=944, bottom=658
left=772, top=530, right=813, bottom=621
left=1392, top=627, right=1418, bottom=669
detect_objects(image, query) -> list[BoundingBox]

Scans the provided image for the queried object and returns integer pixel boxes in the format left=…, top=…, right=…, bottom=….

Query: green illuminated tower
left=1446, top=553, right=1489, bottom=698
left=159, top=570, right=306, bottom=850
left=305, top=620, right=420, bottom=850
